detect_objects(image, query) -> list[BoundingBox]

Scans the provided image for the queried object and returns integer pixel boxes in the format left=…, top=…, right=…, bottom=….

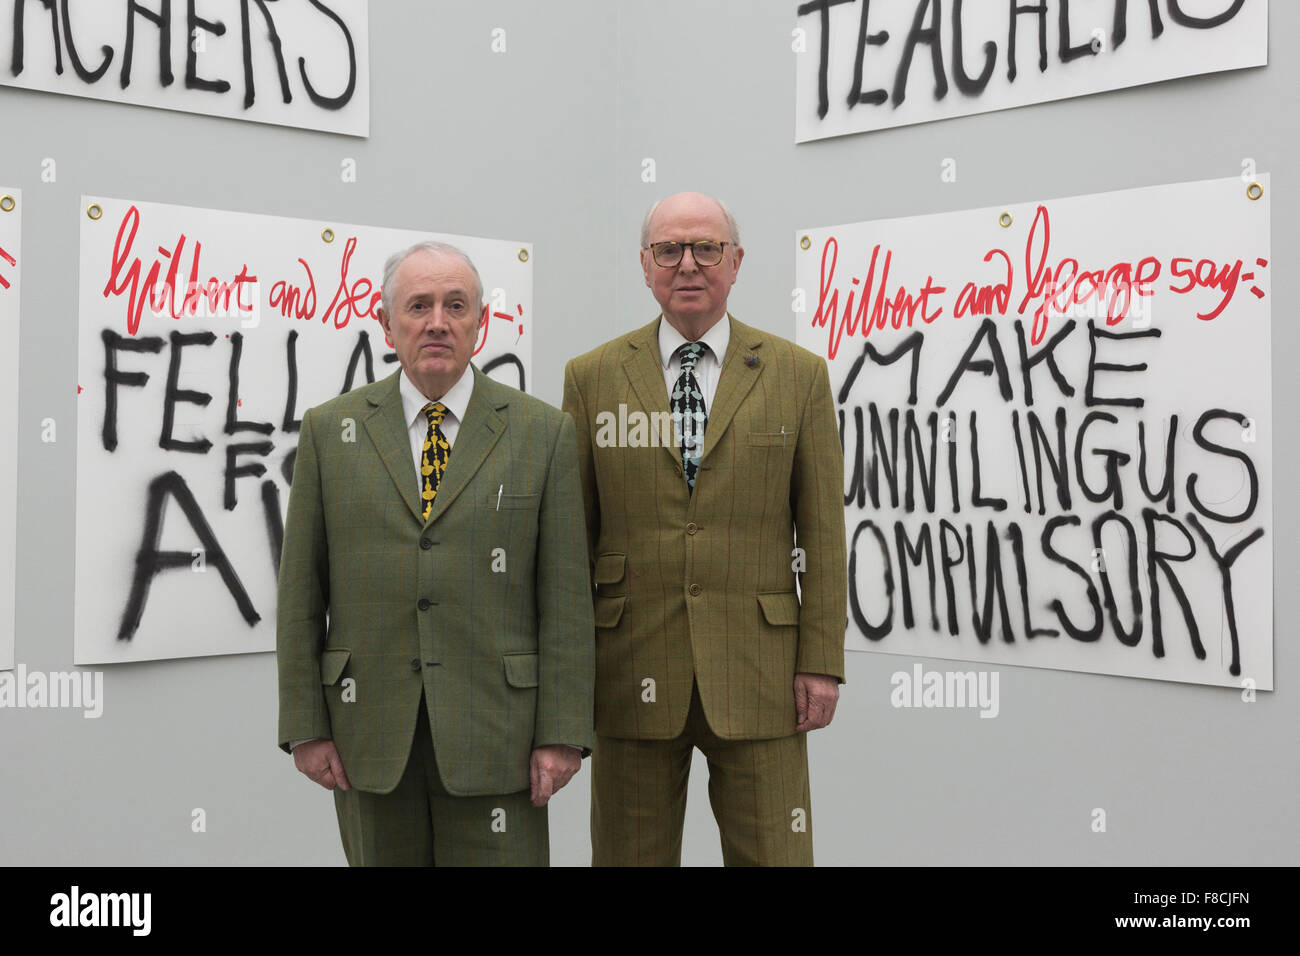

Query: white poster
left=796, top=175, right=1272, bottom=689
left=0, top=0, right=368, bottom=136
left=795, top=0, right=1268, bottom=143
left=76, top=195, right=533, bottom=665
left=0, top=188, right=19, bottom=672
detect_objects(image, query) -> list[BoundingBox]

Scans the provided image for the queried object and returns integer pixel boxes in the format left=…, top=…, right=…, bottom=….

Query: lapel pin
left=743, top=354, right=760, bottom=369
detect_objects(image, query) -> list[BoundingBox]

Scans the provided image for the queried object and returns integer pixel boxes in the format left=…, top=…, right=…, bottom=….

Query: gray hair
left=379, top=240, right=484, bottom=315
left=640, top=197, right=741, bottom=249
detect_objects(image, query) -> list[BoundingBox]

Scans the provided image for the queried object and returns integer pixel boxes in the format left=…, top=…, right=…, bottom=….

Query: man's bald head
left=641, top=192, right=741, bottom=249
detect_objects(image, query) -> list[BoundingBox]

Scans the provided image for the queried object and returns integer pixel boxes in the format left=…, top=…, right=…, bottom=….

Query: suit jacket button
left=418, top=598, right=432, bottom=611
left=686, top=522, right=698, bottom=535
left=420, top=537, right=433, bottom=550
left=410, top=659, right=422, bottom=673
left=674, top=464, right=682, bottom=476
left=689, top=583, right=702, bottom=596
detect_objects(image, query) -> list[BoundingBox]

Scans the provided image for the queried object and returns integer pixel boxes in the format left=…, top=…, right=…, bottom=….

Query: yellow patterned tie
left=420, top=402, right=450, bottom=521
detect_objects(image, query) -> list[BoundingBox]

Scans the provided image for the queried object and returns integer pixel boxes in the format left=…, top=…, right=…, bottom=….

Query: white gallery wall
left=0, top=0, right=1294, bottom=865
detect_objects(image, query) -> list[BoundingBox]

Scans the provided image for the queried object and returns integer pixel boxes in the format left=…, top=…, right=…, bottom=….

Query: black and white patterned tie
left=671, top=342, right=708, bottom=492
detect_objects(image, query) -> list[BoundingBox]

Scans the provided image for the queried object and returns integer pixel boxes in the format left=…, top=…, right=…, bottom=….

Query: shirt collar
left=398, top=362, right=476, bottom=429
left=658, top=313, right=731, bottom=370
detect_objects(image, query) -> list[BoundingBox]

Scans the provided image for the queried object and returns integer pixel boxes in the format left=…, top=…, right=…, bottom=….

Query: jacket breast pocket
left=746, top=429, right=794, bottom=449
left=487, top=491, right=541, bottom=511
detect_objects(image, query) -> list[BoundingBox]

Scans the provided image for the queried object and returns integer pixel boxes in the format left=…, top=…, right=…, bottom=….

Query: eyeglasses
left=644, top=240, right=730, bottom=268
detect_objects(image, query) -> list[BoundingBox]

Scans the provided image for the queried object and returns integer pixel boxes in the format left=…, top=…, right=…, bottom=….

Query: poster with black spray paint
left=795, top=175, right=1271, bottom=689
left=794, top=0, right=1268, bottom=143
left=0, top=187, right=19, bottom=672
left=75, top=195, right=532, bottom=665
left=0, top=0, right=369, bottom=136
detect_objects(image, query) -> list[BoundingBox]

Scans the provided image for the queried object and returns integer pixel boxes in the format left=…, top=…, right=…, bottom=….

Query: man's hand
left=529, top=745, right=581, bottom=807
left=293, top=738, right=351, bottom=791
left=794, top=673, right=840, bottom=733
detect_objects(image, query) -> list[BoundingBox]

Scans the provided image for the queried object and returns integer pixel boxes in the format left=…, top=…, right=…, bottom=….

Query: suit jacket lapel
left=701, top=315, right=765, bottom=462
left=422, top=364, right=507, bottom=526
left=622, top=318, right=680, bottom=471
left=363, top=370, right=425, bottom=524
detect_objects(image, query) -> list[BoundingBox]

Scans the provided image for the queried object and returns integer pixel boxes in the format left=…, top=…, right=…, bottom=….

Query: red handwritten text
left=1017, top=205, right=1160, bottom=345
left=811, top=237, right=945, bottom=359
left=321, top=236, right=381, bottom=330
left=269, top=258, right=317, bottom=320
left=102, top=205, right=257, bottom=335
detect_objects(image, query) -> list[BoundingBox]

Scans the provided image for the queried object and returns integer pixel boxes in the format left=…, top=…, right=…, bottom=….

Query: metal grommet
left=999, top=212, right=1013, bottom=228
left=518, top=248, right=529, bottom=262
left=799, top=235, right=811, bottom=250
left=87, top=203, right=103, bottom=220
left=1247, top=181, right=1263, bottom=201
left=321, top=227, right=335, bottom=242
left=0, top=195, right=15, bottom=213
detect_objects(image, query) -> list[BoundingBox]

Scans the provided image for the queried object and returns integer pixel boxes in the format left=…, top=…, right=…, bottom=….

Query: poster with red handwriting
left=0, top=0, right=368, bottom=136
left=796, top=175, right=1272, bottom=689
left=794, top=0, right=1268, bottom=143
left=0, top=187, right=19, bottom=672
left=74, top=195, right=533, bottom=665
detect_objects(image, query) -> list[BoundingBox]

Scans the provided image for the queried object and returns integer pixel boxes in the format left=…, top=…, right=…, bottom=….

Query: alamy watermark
left=0, top=664, right=103, bottom=718
left=890, top=663, right=999, bottom=718
left=594, top=403, right=695, bottom=449
left=50, top=886, right=150, bottom=936
left=146, top=278, right=261, bottom=328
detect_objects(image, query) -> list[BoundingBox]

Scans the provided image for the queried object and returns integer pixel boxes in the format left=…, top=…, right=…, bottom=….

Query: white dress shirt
left=398, top=363, right=475, bottom=501
left=658, top=313, right=730, bottom=411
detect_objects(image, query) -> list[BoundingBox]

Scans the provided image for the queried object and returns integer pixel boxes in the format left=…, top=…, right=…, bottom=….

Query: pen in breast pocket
left=781, top=425, right=786, bottom=449
left=497, top=485, right=503, bottom=511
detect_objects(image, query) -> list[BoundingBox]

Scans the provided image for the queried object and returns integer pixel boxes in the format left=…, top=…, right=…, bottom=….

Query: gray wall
left=1, top=0, right=1293, bottom=866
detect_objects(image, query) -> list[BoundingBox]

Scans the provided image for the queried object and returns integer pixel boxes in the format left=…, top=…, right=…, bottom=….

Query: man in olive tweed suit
left=562, top=193, right=848, bottom=866
left=278, top=242, right=593, bottom=866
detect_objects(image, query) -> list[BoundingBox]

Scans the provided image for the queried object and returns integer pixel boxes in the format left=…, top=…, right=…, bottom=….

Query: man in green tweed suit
left=277, top=241, right=593, bottom=866
left=562, top=192, right=848, bottom=866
